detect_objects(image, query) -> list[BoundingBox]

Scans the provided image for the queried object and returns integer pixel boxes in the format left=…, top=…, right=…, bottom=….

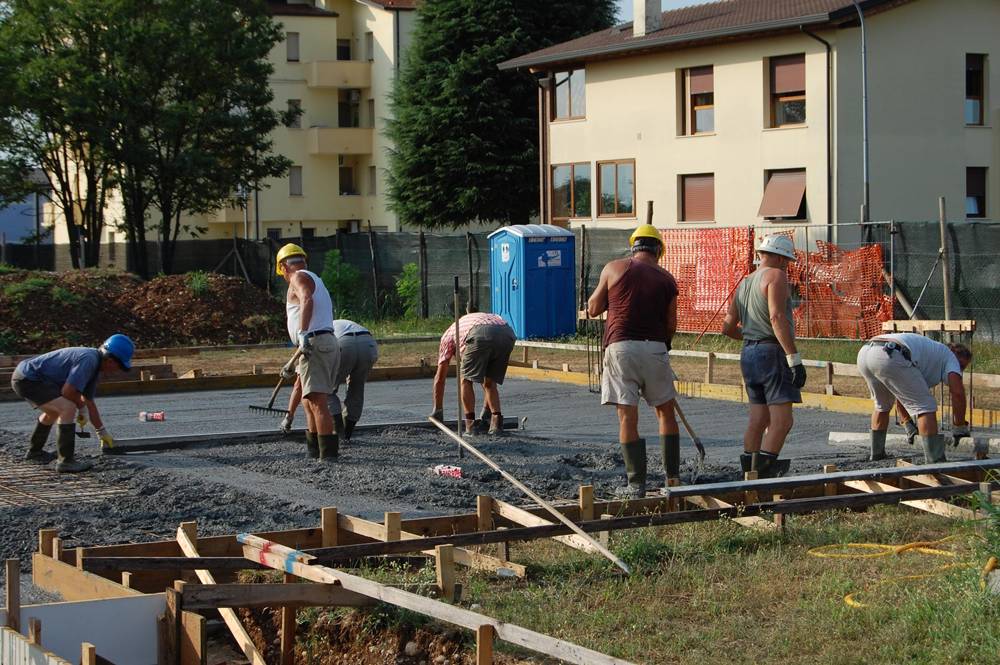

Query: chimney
left=633, top=0, right=662, bottom=38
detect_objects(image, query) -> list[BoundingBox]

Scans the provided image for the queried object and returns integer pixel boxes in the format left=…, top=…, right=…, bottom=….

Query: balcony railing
left=308, top=127, right=373, bottom=156
left=305, top=60, right=372, bottom=89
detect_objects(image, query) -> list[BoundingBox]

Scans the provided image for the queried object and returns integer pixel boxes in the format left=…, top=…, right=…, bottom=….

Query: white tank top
left=286, top=270, right=335, bottom=343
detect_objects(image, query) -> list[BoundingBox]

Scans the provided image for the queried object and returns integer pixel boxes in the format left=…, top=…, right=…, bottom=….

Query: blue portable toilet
left=489, top=224, right=576, bottom=339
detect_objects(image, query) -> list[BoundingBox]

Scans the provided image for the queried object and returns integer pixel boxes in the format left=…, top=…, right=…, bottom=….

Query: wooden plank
left=242, top=538, right=638, bottom=665
left=578, top=486, right=595, bottom=522
left=5, top=559, right=19, bottom=633
left=321, top=507, right=338, bottom=548
left=476, top=624, right=494, bottom=665
left=81, top=642, right=97, bottom=665
left=894, top=459, right=973, bottom=487
left=842, top=480, right=977, bottom=520
left=180, top=611, right=206, bottom=665
left=280, top=575, right=295, bottom=665
left=181, top=583, right=375, bottom=609
left=683, top=496, right=776, bottom=531
left=31, top=552, right=142, bottom=601
left=881, top=319, right=975, bottom=333
left=38, top=530, right=58, bottom=558
left=435, top=545, right=456, bottom=602
left=175, top=525, right=266, bottom=665
left=384, top=512, right=402, bottom=542
left=492, top=499, right=602, bottom=554
left=27, top=617, right=40, bottom=645
left=165, top=587, right=181, bottom=665
left=476, top=496, right=493, bottom=533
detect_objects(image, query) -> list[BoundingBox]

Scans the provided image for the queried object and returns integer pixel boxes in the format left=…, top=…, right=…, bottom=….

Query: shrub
left=320, top=249, right=362, bottom=317
left=186, top=271, right=211, bottom=297
left=50, top=285, right=81, bottom=306
left=3, top=277, right=53, bottom=303
left=0, top=263, right=19, bottom=275
left=395, top=262, right=421, bottom=318
left=0, top=330, right=17, bottom=354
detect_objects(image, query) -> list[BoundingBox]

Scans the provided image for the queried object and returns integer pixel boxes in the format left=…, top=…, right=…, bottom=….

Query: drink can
left=139, top=411, right=167, bottom=422
left=432, top=464, right=462, bottom=479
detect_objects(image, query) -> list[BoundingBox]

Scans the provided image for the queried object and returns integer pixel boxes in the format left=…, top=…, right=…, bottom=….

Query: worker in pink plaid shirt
left=430, top=308, right=516, bottom=435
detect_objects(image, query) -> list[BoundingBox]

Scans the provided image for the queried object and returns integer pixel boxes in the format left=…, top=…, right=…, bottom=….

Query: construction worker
left=856, top=334, right=971, bottom=463
left=9, top=334, right=133, bottom=473
left=721, top=235, right=805, bottom=478
left=276, top=243, right=341, bottom=461
left=430, top=307, right=516, bottom=435
left=280, top=319, right=379, bottom=442
left=587, top=224, right=680, bottom=498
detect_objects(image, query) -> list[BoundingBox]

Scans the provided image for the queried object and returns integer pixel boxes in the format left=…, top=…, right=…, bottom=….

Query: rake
left=249, top=349, right=302, bottom=417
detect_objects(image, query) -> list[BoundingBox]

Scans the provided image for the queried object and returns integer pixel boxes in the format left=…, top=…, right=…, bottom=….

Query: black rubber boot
left=739, top=452, right=753, bottom=473
left=333, top=414, right=345, bottom=439
left=479, top=405, right=491, bottom=424
left=318, top=434, right=339, bottom=460
left=24, top=421, right=55, bottom=464
left=488, top=413, right=503, bottom=435
left=869, top=430, right=888, bottom=461
left=343, top=418, right=357, bottom=442
left=754, top=451, right=790, bottom=479
left=902, top=420, right=918, bottom=446
left=55, top=424, right=93, bottom=473
left=305, top=431, right=319, bottom=459
left=661, top=434, right=680, bottom=481
left=921, top=434, right=947, bottom=464
left=615, top=439, right=647, bottom=499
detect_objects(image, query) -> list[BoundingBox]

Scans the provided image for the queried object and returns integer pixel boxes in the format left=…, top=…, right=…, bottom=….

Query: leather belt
left=341, top=331, right=371, bottom=337
left=869, top=339, right=911, bottom=361
left=303, top=329, right=334, bottom=338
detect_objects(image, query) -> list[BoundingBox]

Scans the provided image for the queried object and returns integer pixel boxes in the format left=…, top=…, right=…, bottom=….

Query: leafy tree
left=387, top=0, right=616, bottom=229
left=321, top=249, right=363, bottom=317
left=395, top=262, right=421, bottom=318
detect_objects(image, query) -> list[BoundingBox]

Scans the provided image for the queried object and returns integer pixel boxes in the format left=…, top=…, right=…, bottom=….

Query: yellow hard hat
left=628, top=224, right=664, bottom=258
left=275, top=243, right=307, bottom=275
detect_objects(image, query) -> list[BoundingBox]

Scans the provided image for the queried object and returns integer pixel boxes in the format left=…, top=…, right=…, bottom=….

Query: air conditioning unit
left=349, top=89, right=361, bottom=104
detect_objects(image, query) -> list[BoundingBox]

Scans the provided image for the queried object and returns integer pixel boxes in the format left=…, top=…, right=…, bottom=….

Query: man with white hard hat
left=722, top=234, right=805, bottom=478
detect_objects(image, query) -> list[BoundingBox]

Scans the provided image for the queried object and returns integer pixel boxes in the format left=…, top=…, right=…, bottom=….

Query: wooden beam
left=578, top=486, right=595, bottom=522
left=175, top=524, right=266, bottom=665
left=81, top=642, right=97, bottom=665
left=28, top=617, right=41, bottom=646
left=5, top=559, right=19, bottom=633
left=384, top=512, right=402, bottom=542
left=492, top=499, right=601, bottom=554
left=476, top=624, right=494, bottom=665
left=476, top=496, right=493, bottom=533
left=38, top=529, right=57, bottom=558
left=180, top=583, right=375, bottom=609
left=321, top=507, right=338, bottom=548
left=842, top=480, right=977, bottom=520
left=683, top=496, right=776, bottom=531
left=280, top=574, right=295, bottom=665
left=31, top=551, right=142, bottom=601
left=435, top=545, right=456, bottom=602
left=165, top=586, right=181, bottom=665
left=180, top=611, right=206, bottom=665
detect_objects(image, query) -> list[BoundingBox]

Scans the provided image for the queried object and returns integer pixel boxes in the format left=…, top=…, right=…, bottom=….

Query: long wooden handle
left=429, top=416, right=631, bottom=575
left=266, top=348, right=303, bottom=409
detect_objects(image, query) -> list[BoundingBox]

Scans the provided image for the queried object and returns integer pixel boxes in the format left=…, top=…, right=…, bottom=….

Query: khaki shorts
left=856, top=342, right=936, bottom=416
left=601, top=340, right=677, bottom=407
left=297, top=333, right=340, bottom=397
left=461, top=324, right=516, bottom=384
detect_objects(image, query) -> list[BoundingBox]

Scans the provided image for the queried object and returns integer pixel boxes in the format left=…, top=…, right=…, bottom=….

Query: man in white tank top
left=277, top=243, right=341, bottom=460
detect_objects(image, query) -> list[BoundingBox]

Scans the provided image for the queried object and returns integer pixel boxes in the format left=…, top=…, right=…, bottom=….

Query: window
left=339, top=90, right=361, bottom=128
left=759, top=169, right=806, bottom=219
left=365, top=32, right=374, bottom=61
left=286, top=32, right=300, bottom=62
left=552, top=68, right=586, bottom=120
left=339, top=166, right=356, bottom=195
left=287, top=99, right=302, bottom=129
left=367, top=99, right=376, bottom=128
left=551, top=163, right=591, bottom=220
left=770, top=54, right=806, bottom=127
left=267, top=229, right=281, bottom=241
left=302, top=228, right=315, bottom=239
left=967, top=54, right=986, bottom=126
left=967, top=167, right=987, bottom=218
left=369, top=166, right=377, bottom=195
left=289, top=166, right=303, bottom=197
left=684, top=66, right=714, bottom=134
left=597, top=160, right=635, bottom=217
left=681, top=174, right=714, bottom=222
left=337, top=39, right=351, bottom=61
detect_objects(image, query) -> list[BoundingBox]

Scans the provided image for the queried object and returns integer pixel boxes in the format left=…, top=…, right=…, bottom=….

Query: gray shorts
left=297, top=332, right=340, bottom=397
left=856, top=342, right=937, bottom=416
left=11, top=373, right=62, bottom=408
left=740, top=341, right=802, bottom=405
left=461, top=324, right=515, bottom=384
left=601, top=340, right=677, bottom=407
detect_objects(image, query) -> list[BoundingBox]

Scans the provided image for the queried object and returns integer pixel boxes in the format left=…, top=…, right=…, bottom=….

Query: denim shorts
left=740, top=341, right=802, bottom=405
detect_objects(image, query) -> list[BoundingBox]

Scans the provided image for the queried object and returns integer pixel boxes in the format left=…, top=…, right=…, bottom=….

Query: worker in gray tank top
left=722, top=235, right=806, bottom=478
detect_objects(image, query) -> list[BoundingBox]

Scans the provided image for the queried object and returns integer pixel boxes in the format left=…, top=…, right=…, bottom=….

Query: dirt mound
left=0, top=268, right=284, bottom=354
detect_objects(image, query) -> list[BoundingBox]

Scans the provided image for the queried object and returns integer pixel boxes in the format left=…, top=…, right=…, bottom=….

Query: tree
left=387, top=0, right=616, bottom=229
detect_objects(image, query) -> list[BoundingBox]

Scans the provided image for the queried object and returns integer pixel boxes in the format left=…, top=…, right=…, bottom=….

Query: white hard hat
left=757, top=234, right=797, bottom=261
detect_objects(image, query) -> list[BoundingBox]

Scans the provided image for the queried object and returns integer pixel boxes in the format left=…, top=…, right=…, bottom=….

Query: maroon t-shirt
left=603, top=259, right=678, bottom=348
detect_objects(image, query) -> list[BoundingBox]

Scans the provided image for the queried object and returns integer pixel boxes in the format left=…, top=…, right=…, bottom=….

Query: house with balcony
left=501, top=0, right=998, bottom=229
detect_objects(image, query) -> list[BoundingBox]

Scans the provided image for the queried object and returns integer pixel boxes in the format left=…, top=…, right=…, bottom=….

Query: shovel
left=249, top=349, right=302, bottom=416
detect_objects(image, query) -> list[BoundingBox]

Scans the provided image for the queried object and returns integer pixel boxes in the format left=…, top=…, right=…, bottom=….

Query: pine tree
left=387, top=0, right=616, bottom=229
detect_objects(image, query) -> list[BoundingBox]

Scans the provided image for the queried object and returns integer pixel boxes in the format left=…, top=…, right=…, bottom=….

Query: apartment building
left=501, top=0, right=999, bottom=229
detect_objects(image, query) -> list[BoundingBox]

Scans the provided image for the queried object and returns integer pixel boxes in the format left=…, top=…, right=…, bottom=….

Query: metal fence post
left=418, top=230, right=428, bottom=318
left=938, top=197, right=952, bottom=320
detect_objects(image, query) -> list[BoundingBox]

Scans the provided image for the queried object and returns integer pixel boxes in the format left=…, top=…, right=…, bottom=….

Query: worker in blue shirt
left=10, top=334, right=134, bottom=473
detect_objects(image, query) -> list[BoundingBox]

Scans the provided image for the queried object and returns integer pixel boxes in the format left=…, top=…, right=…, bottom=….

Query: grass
left=2, top=276, right=53, bottom=303
left=186, top=270, right=211, bottom=297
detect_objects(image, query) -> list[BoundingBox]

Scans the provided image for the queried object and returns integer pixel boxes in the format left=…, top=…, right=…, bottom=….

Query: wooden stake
left=476, top=496, right=493, bottom=533
left=825, top=363, right=837, bottom=395
left=5, top=559, right=19, bottom=632
left=280, top=573, right=296, bottom=665
left=76, top=546, right=85, bottom=570
left=81, top=642, right=97, bottom=665
left=980, top=482, right=995, bottom=516
left=122, top=571, right=132, bottom=588
left=435, top=545, right=456, bottom=602
left=384, top=512, right=401, bottom=542
left=823, top=464, right=838, bottom=496
left=38, top=529, right=57, bottom=558
left=165, top=586, right=181, bottom=665
left=180, top=611, right=206, bottom=665
left=476, top=624, right=495, bottom=664
left=578, top=486, right=595, bottom=522
left=51, top=537, right=62, bottom=563
left=705, top=353, right=715, bottom=384
left=744, top=471, right=759, bottom=505
left=599, top=514, right=613, bottom=548
left=28, top=617, right=41, bottom=645
left=321, top=507, right=338, bottom=547
left=773, top=494, right=786, bottom=530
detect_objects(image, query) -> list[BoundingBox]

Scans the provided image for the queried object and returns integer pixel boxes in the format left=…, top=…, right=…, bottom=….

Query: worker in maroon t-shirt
left=587, top=225, right=680, bottom=498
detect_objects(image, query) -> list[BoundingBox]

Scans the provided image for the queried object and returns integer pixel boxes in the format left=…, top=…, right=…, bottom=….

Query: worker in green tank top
left=722, top=235, right=806, bottom=478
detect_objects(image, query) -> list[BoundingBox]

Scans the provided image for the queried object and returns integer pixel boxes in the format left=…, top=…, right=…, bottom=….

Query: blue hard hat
left=101, top=334, right=135, bottom=370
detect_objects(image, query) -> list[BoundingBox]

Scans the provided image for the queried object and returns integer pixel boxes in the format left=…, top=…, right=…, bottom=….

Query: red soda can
left=139, top=411, right=167, bottom=422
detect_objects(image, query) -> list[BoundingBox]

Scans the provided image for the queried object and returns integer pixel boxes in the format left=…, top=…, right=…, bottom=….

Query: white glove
left=296, top=332, right=313, bottom=357
left=76, top=409, right=88, bottom=429
left=281, top=362, right=297, bottom=381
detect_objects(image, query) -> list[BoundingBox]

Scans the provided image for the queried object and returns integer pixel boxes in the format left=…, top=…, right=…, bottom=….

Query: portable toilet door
left=522, top=228, right=575, bottom=338
left=490, top=229, right=525, bottom=337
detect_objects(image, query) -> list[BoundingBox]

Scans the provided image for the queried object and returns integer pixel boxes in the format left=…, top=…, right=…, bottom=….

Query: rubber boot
left=739, top=452, right=753, bottom=473
left=318, top=434, right=338, bottom=460
left=902, top=420, right=918, bottom=446
left=55, top=424, right=93, bottom=473
left=343, top=418, right=357, bottom=442
left=305, top=431, right=319, bottom=459
left=333, top=414, right=345, bottom=439
left=869, top=430, right=888, bottom=462
left=661, top=434, right=680, bottom=483
left=614, top=439, right=647, bottom=499
left=754, top=451, right=790, bottom=479
left=479, top=405, right=491, bottom=424
left=24, top=421, right=56, bottom=464
left=921, top=434, right=947, bottom=464
left=488, top=413, right=503, bottom=436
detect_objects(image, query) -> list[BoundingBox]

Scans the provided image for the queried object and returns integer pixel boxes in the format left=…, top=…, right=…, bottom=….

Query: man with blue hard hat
left=10, top=334, right=134, bottom=473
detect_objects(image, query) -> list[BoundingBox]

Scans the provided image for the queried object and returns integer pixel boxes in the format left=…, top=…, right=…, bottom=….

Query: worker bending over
left=431, top=308, right=516, bottom=435
left=588, top=224, right=680, bottom=498
left=856, top=333, right=971, bottom=463
left=722, top=235, right=805, bottom=478
left=10, top=334, right=133, bottom=473
left=277, top=243, right=341, bottom=460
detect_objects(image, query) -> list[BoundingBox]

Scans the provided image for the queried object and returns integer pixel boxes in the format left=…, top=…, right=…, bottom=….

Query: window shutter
left=289, top=166, right=303, bottom=196
left=287, top=33, right=300, bottom=62
left=688, top=66, right=713, bottom=94
left=758, top=170, right=806, bottom=218
left=683, top=174, right=714, bottom=221
left=772, top=54, right=805, bottom=93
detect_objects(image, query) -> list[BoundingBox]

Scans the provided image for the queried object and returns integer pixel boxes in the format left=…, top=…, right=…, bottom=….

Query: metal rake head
left=248, top=405, right=290, bottom=417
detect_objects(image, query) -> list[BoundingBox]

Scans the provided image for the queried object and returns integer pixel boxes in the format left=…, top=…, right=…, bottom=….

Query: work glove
left=787, top=354, right=807, bottom=389
left=76, top=409, right=88, bottom=429
left=902, top=419, right=918, bottom=445
left=280, top=362, right=297, bottom=381
left=279, top=414, right=293, bottom=433
left=429, top=407, right=444, bottom=421
left=952, top=424, right=971, bottom=442
left=296, top=332, right=313, bottom=357
left=96, top=427, right=114, bottom=449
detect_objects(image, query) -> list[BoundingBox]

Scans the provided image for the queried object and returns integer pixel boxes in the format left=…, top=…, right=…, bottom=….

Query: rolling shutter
left=683, top=174, right=715, bottom=222
left=689, top=66, right=713, bottom=94
left=772, top=54, right=805, bottom=93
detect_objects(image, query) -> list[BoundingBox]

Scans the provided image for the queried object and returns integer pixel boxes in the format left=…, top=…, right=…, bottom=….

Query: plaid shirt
left=438, top=313, right=508, bottom=364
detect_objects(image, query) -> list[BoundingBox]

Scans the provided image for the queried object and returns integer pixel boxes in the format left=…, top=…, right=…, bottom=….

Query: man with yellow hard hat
left=587, top=224, right=680, bottom=498
left=276, top=243, right=341, bottom=461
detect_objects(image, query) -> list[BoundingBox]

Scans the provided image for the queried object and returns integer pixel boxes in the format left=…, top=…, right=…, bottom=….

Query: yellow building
left=501, top=0, right=999, bottom=229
